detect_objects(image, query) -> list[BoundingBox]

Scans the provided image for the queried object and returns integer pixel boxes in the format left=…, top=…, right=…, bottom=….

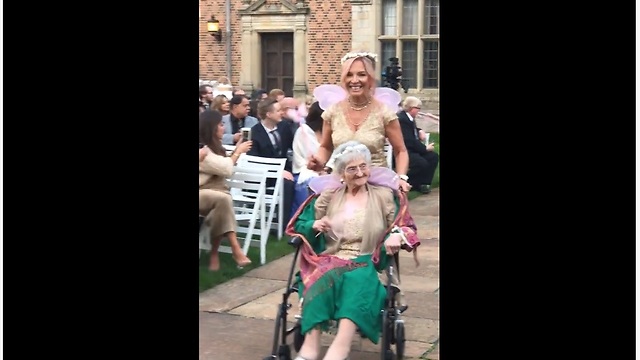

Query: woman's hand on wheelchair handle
left=399, top=179, right=411, bottom=192
left=385, top=233, right=403, bottom=255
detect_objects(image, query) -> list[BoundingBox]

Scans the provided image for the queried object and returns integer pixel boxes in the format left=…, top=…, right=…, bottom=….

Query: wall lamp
left=207, top=15, right=221, bottom=41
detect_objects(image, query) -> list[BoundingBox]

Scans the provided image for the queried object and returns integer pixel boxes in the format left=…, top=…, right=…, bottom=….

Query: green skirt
left=298, top=254, right=387, bottom=343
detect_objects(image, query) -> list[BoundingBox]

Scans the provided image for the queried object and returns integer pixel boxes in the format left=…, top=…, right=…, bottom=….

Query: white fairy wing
left=374, top=87, right=403, bottom=113
left=313, top=84, right=348, bottom=110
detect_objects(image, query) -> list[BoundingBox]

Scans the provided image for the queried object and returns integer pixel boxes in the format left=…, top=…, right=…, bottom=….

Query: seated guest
left=211, top=94, right=230, bottom=116
left=279, top=97, right=302, bottom=138
left=221, top=95, right=259, bottom=145
left=247, top=98, right=295, bottom=235
left=249, top=89, right=268, bottom=118
left=232, top=87, right=246, bottom=98
left=397, top=96, right=439, bottom=194
left=269, top=88, right=286, bottom=102
left=291, top=101, right=325, bottom=219
left=199, top=110, right=253, bottom=270
left=199, top=84, right=214, bottom=110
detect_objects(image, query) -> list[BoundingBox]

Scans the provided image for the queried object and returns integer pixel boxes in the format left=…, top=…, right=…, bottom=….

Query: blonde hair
left=304, top=94, right=314, bottom=106
left=340, top=56, right=377, bottom=95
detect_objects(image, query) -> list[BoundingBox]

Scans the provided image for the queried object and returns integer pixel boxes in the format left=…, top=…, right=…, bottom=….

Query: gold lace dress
left=321, top=102, right=398, bottom=168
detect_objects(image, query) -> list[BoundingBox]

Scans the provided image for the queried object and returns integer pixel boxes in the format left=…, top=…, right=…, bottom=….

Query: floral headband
left=334, top=144, right=369, bottom=159
left=341, top=52, right=378, bottom=65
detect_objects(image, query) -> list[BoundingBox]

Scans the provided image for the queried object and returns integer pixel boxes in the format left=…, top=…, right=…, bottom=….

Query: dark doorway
left=261, top=32, right=294, bottom=96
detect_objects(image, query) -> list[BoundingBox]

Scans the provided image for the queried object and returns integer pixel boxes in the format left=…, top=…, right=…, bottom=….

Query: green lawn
left=429, top=132, right=440, bottom=188
left=199, top=235, right=295, bottom=292
left=200, top=135, right=440, bottom=292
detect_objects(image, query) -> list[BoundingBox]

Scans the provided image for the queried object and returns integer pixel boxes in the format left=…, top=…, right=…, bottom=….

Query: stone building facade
left=199, top=0, right=439, bottom=110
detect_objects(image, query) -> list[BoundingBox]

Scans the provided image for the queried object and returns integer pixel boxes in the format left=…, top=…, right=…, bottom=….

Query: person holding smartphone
left=199, top=110, right=254, bottom=270
left=221, top=95, right=259, bottom=145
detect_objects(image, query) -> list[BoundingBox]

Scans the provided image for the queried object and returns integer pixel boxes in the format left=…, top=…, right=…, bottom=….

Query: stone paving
left=199, top=189, right=439, bottom=360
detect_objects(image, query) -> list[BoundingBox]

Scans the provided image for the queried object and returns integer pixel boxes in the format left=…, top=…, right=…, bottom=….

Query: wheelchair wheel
left=395, top=322, right=405, bottom=359
left=381, top=309, right=394, bottom=360
left=293, top=321, right=304, bottom=352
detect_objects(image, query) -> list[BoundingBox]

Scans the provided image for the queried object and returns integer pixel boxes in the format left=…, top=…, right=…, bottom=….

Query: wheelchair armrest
left=288, top=236, right=303, bottom=248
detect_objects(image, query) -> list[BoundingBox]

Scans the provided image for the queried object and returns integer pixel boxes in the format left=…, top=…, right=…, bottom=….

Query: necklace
left=346, top=106, right=370, bottom=130
left=348, top=96, right=372, bottom=111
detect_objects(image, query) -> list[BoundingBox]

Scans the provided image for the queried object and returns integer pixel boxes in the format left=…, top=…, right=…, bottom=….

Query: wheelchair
left=262, top=235, right=409, bottom=360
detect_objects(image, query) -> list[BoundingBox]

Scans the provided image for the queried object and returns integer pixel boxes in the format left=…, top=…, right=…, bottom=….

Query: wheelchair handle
left=287, top=236, right=303, bottom=248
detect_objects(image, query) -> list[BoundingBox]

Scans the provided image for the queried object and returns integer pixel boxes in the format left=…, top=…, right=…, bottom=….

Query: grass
left=429, top=132, right=440, bottom=189
left=199, top=235, right=295, bottom=292
left=199, top=134, right=440, bottom=292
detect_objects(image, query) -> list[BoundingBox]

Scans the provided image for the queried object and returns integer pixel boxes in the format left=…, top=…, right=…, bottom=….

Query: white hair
left=401, top=96, right=422, bottom=111
left=332, top=141, right=372, bottom=175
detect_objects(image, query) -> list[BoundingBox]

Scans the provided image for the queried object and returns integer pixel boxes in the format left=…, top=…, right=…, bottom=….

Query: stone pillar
left=240, top=16, right=254, bottom=92
left=351, top=0, right=379, bottom=79
left=292, top=17, right=308, bottom=98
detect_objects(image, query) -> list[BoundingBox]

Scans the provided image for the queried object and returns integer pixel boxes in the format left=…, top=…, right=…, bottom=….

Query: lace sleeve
left=382, top=107, right=398, bottom=126
left=320, top=103, right=337, bottom=125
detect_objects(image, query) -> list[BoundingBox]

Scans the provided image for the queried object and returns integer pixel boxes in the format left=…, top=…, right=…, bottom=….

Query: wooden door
left=261, top=33, right=294, bottom=96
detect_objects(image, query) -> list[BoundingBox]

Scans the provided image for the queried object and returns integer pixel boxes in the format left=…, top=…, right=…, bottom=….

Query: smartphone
left=241, top=127, right=251, bottom=142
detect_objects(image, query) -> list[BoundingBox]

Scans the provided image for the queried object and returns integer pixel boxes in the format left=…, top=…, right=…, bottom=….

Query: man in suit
left=247, top=98, right=295, bottom=234
left=221, top=95, right=259, bottom=145
left=397, top=96, right=439, bottom=194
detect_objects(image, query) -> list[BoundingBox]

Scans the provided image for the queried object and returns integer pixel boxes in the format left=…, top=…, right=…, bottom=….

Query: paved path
left=199, top=189, right=439, bottom=360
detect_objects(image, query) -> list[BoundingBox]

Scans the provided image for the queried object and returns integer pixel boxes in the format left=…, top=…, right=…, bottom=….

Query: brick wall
left=199, top=0, right=243, bottom=83
left=306, top=0, right=352, bottom=93
left=199, top=0, right=353, bottom=93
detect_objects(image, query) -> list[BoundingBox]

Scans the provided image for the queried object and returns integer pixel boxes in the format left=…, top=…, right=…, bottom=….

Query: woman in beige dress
left=307, top=52, right=412, bottom=192
left=199, top=110, right=253, bottom=270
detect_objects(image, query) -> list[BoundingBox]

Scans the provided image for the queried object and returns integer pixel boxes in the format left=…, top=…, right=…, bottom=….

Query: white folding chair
left=383, top=139, right=394, bottom=170
left=222, top=144, right=236, bottom=156
left=199, top=167, right=270, bottom=264
left=236, top=154, right=287, bottom=240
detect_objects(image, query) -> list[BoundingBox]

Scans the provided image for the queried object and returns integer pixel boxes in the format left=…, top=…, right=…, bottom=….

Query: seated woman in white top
left=291, top=101, right=327, bottom=219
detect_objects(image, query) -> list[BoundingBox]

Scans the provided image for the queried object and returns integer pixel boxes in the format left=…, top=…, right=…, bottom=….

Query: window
left=382, top=0, right=397, bottom=36
left=379, top=0, right=440, bottom=90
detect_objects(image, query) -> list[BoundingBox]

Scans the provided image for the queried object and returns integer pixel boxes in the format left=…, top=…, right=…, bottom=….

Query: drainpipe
left=225, top=0, right=232, bottom=82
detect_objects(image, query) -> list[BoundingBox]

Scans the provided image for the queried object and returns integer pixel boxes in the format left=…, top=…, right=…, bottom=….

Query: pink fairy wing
left=313, top=85, right=347, bottom=110
left=308, top=174, right=343, bottom=193
left=368, top=166, right=400, bottom=190
left=374, top=87, right=403, bottom=113
left=297, top=106, right=308, bottom=124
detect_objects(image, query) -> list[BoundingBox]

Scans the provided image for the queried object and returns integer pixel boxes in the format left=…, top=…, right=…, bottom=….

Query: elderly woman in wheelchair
left=266, top=140, right=420, bottom=360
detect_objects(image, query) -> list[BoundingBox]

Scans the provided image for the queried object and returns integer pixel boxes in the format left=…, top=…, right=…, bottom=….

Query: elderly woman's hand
left=312, top=216, right=331, bottom=233
left=384, top=233, right=403, bottom=255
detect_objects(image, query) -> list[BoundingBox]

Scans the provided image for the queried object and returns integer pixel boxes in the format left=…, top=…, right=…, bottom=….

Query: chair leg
left=260, top=231, right=267, bottom=265
left=277, top=195, right=284, bottom=239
